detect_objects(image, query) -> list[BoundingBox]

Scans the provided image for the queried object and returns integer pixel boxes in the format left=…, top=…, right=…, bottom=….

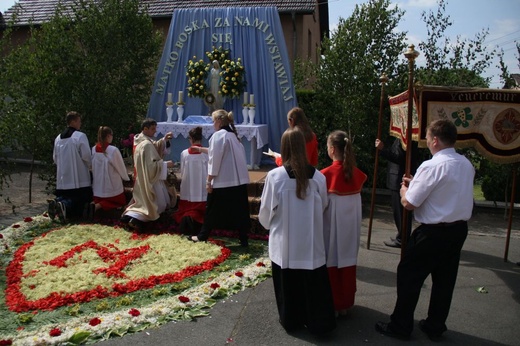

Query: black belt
left=422, top=220, right=466, bottom=228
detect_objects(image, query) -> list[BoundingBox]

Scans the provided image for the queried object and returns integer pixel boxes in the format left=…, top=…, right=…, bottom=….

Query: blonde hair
left=280, top=129, right=309, bottom=199
left=212, top=109, right=238, bottom=138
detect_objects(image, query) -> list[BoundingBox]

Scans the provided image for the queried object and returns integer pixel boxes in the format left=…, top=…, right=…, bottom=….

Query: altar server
left=259, top=128, right=336, bottom=335
left=321, top=130, right=367, bottom=315
left=173, top=126, right=208, bottom=235
left=89, top=126, right=130, bottom=218
left=189, top=110, right=250, bottom=246
left=274, top=107, right=318, bottom=167
left=48, top=111, right=92, bottom=222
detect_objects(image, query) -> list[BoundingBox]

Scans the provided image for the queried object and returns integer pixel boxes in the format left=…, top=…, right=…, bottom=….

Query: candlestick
left=167, top=93, right=173, bottom=103
left=250, top=94, right=254, bottom=105
left=243, top=92, right=248, bottom=104
left=178, top=91, right=183, bottom=103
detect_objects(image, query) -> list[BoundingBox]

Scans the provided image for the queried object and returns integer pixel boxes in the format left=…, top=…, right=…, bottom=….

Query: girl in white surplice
left=258, top=128, right=336, bottom=335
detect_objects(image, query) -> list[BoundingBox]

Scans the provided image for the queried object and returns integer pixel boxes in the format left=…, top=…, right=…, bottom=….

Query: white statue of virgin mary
left=209, top=60, right=224, bottom=110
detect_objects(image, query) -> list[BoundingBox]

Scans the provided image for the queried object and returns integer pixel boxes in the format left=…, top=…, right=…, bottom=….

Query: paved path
left=1, top=167, right=520, bottom=345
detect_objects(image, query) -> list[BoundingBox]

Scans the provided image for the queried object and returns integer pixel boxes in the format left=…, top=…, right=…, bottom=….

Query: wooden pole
left=401, top=45, right=419, bottom=259
left=504, top=165, right=518, bottom=262
left=367, top=73, right=389, bottom=250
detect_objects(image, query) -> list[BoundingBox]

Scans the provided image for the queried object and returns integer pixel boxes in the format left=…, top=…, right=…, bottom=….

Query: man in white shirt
left=48, top=111, right=92, bottom=222
left=376, top=119, right=475, bottom=341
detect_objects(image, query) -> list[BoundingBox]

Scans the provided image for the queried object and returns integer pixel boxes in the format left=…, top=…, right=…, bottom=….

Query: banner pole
left=401, top=45, right=420, bottom=259
left=367, top=72, right=389, bottom=250
left=504, top=164, right=518, bottom=262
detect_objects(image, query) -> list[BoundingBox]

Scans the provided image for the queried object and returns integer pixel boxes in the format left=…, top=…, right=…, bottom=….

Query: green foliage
left=311, top=0, right=407, bottom=180
left=415, top=0, right=495, bottom=88
left=0, top=0, right=162, bottom=190
left=480, top=161, right=520, bottom=203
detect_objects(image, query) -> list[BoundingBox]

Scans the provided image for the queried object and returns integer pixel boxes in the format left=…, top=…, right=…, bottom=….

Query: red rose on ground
left=89, top=317, right=102, bottom=326
left=23, top=217, right=33, bottom=222
left=12, top=225, right=20, bottom=228
left=179, top=296, right=190, bottom=303
left=0, top=339, right=13, bottom=345
left=210, top=283, right=220, bottom=289
left=49, top=328, right=61, bottom=337
left=129, top=308, right=140, bottom=317
left=235, top=271, right=243, bottom=277
left=0, top=233, right=3, bottom=239
left=256, top=262, right=265, bottom=267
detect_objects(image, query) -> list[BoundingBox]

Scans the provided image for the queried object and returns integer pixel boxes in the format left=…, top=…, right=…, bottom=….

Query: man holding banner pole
left=375, top=119, right=475, bottom=340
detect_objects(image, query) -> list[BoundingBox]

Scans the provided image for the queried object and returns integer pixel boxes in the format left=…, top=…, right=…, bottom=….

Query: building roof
left=2, top=0, right=319, bottom=26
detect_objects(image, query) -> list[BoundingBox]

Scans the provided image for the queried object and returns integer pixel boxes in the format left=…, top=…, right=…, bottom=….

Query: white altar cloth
left=156, top=122, right=268, bottom=169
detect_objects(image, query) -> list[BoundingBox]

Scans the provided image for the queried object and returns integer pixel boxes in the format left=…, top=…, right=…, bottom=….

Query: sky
left=1, top=0, right=519, bottom=88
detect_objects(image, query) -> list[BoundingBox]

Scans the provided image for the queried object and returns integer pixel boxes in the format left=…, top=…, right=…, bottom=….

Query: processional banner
left=388, top=90, right=420, bottom=149
left=148, top=7, right=297, bottom=153
left=417, top=86, right=520, bottom=164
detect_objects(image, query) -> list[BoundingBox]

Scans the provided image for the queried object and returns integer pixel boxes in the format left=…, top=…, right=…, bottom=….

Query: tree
left=0, top=0, right=162, bottom=204
left=310, top=0, right=407, bottom=179
left=415, top=0, right=495, bottom=88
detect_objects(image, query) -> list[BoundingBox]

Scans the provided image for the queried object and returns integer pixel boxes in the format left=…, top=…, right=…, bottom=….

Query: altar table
left=156, top=122, right=268, bottom=169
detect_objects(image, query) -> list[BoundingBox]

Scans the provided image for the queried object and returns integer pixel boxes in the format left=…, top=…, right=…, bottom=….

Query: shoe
left=56, top=201, right=67, bottom=223
left=187, top=235, right=201, bottom=242
left=82, top=202, right=95, bottom=220
left=375, top=321, right=410, bottom=340
left=87, top=203, right=95, bottom=220
left=47, top=199, right=57, bottom=220
left=120, top=215, right=131, bottom=225
left=128, top=218, right=144, bottom=232
left=384, top=240, right=401, bottom=248
left=419, top=319, right=445, bottom=341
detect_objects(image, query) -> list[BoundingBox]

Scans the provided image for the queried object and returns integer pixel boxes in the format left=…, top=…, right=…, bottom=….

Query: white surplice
left=258, top=166, right=329, bottom=270
left=53, top=130, right=91, bottom=190
left=91, top=145, right=129, bottom=198
left=179, top=149, right=208, bottom=202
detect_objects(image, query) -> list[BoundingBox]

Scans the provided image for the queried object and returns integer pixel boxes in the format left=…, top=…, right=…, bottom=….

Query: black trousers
left=391, top=189, right=412, bottom=241
left=389, top=222, right=468, bottom=336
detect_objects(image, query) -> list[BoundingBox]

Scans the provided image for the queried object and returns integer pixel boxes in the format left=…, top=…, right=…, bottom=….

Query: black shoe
left=384, top=240, right=401, bottom=248
left=128, top=218, right=144, bottom=232
left=120, top=215, right=132, bottom=225
left=47, top=199, right=57, bottom=220
left=375, top=321, right=410, bottom=340
left=419, top=319, right=445, bottom=341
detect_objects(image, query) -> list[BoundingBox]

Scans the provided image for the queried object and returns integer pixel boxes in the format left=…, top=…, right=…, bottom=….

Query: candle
left=250, top=94, right=254, bottom=105
left=167, top=93, right=173, bottom=104
left=178, top=91, right=183, bottom=103
left=243, top=92, right=248, bottom=105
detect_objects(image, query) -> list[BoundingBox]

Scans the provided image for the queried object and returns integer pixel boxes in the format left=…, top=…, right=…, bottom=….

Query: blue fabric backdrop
left=147, top=7, right=298, bottom=153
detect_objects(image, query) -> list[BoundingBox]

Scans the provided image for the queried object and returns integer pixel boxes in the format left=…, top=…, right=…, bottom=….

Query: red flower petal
left=23, top=217, right=33, bottom=222
left=12, top=225, right=20, bottom=228
left=179, top=296, right=190, bottom=303
left=235, top=271, right=243, bottom=277
left=0, top=233, right=3, bottom=239
left=256, top=262, right=265, bottom=267
left=0, top=340, right=13, bottom=346
left=49, top=328, right=61, bottom=337
left=89, top=317, right=102, bottom=326
left=129, top=308, right=140, bottom=316
left=210, top=283, right=220, bottom=289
